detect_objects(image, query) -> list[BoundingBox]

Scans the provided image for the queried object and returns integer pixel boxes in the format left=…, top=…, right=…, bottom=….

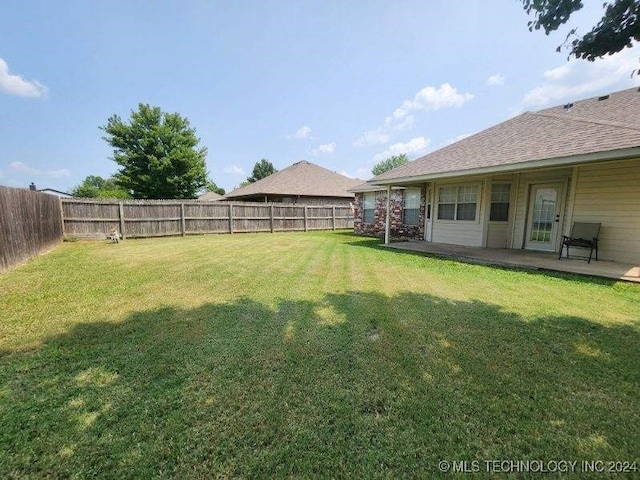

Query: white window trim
left=402, top=187, right=421, bottom=226
left=435, top=182, right=482, bottom=223
left=363, top=192, right=376, bottom=224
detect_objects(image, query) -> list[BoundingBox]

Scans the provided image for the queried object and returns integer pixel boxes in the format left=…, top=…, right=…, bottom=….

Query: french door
left=525, top=183, right=563, bottom=252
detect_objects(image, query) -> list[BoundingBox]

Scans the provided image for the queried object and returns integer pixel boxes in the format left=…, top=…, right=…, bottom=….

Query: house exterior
left=354, top=87, right=640, bottom=264
left=352, top=183, right=427, bottom=240
left=224, top=160, right=362, bottom=206
left=29, top=183, right=73, bottom=198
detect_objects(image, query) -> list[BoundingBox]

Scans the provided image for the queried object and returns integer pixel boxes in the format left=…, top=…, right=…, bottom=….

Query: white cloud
left=354, top=130, right=390, bottom=147
left=0, top=58, right=48, bottom=98
left=542, top=64, right=571, bottom=82
left=373, top=136, right=430, bottom=162
left=521, top=45, right=640, bottom=109
left=486, top=73, right=505, bottom=87
left=311, top=142, right=336, bottom=156
left=223, top=164, right=244, bottom=175
left=390, top=83, right=474, bottom=121
left=355, top=83, right=472, bottom=147
left=291, top=125, right=312, bottom=140
left=8, top=161, right=70, bottom=178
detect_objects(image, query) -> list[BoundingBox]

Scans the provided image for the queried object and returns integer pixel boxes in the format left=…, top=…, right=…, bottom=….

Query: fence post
left=180, top=203, right=186, bottom=236
left=118, top=202, right=126, bottom=239
left=58, top=198, right=66, bottom=237
left=270, top=204, right=274, bottom=233
left=229, top=203, right=234, bottom=234
left=332, top=206, right=336, bottom=230
left=304, top=206, right=308, bottom=232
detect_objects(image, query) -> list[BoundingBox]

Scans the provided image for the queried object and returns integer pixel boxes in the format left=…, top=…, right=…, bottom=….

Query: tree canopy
left=204, top=180, right=225, bottom=196
left=101, top=104, right=208, bottom=199
left=70, top=175, right=132, bottom=199
left=247, top=159, right=277, bottom=183
left=372, top=154, right=409, bottom=176
left=522, top=0, right=640, bottom=61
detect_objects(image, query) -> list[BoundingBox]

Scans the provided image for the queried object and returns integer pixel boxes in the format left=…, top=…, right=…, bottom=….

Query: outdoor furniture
left=559, top=222, right=600, bottom=263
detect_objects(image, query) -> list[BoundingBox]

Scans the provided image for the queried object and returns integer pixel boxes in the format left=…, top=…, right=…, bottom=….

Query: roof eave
left=370, top=147, right=640, bottom=185
left=226, top=192, right=355, bottom=198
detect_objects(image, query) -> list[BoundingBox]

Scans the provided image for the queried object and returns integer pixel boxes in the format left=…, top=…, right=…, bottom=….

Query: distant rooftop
left=198, top=191, right=224, bottom=201
left=225, top=160, right=362, bottom=199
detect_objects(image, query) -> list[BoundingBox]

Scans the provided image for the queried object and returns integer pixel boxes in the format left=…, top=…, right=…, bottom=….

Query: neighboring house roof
left=198, top=191, right=224, bottom=201
left=38, top=188, right=72, bottom=197
left=349, top=182, right=379, bottom=193
left=225, top=160, right=363, bottom=199
left=372, top=87, right=640, bottom=184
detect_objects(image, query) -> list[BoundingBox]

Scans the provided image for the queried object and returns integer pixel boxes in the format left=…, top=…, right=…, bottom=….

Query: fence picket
left=0, top=186, right=63, bottom=272
left=59, top=199, right=353, bottom=238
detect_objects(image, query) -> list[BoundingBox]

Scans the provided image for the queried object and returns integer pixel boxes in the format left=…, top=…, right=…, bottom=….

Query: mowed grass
left=0, top=231, right=638, bottom=478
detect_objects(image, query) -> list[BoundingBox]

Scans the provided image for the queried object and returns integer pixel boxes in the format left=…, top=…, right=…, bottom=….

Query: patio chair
left=558, top=222, right=600, bottom=263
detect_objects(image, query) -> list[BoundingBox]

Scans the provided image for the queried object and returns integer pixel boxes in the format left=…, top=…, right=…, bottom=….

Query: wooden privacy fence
left=62, top=199, right=354, bottom=238
left=0, top=186, right=63, bottom=272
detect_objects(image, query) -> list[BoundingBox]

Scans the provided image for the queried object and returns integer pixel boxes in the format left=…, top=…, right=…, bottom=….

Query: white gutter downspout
left=384, top=185, right=391, bottom=245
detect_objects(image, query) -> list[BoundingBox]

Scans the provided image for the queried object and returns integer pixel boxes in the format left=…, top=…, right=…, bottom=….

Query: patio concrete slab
left=383, top=241, right=640, bottom=283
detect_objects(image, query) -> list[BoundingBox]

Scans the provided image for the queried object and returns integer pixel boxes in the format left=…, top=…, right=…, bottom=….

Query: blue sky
left=1, top=0, right=639, bottom=194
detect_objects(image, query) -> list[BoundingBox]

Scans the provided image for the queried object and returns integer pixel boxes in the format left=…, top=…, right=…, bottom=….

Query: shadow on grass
left=1, top=292, right=638, bottom=477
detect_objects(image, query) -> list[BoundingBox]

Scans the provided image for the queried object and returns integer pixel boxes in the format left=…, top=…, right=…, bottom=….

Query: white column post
left=426, top=184, right=435, bottom=242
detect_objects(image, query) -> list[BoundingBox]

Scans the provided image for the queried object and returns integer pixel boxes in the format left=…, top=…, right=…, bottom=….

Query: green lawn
left=1, top=231, right=638, bottom=478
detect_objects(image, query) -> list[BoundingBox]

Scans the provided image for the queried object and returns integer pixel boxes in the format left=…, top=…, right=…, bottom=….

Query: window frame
left=489, top=183, right=511, bottom=222
left=436, top=183, right=481, bottom=222
left=363, top=192, right=376, bottom=224
left=402, top=187, right=421, bottom=226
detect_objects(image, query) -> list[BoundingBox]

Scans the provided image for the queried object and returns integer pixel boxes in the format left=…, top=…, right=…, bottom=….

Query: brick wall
left=353, top=187, right=426, bottom=240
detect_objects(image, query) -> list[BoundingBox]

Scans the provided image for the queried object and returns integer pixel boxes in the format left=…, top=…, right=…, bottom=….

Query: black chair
left=559, top=222, right=601, bottom=263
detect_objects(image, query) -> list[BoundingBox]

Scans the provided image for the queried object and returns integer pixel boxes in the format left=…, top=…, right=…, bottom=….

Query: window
left=437, top=185, right=478, bottom=221
left=403, top=188, right=421, bottom=226
left=437, top=187, right=456, bottom=220
left=456, top=185, right=477, bottom=220
left=490, top=184, right=511, bottom=221
left=363, top=192, right=375, bottom=223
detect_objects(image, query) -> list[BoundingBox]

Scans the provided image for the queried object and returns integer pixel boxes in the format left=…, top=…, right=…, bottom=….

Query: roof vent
left=598, top=95, right=610, bottom=101
left=563, top=102, right=573, bottom=111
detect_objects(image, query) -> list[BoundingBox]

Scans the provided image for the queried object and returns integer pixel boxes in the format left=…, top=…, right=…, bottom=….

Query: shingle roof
left=197, top=191, right=224, bottom=201
left=225, top=160, right=362, bottom=199
left=373, top=87, right=640, bottom=183
left=349, top=182, right=379, bottom=193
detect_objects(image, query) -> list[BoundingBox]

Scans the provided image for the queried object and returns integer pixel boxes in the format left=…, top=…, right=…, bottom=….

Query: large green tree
left=204, top=180, right=225, bottom=196
left=70, top=175, right=132, bottom=199
left=247, top=159, right=277, bottom=183
left=372, top=154, right=409, bottom=176
left=522, top=0, right=640, bottom=61
left=101, top=104, right=208, bottom=199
